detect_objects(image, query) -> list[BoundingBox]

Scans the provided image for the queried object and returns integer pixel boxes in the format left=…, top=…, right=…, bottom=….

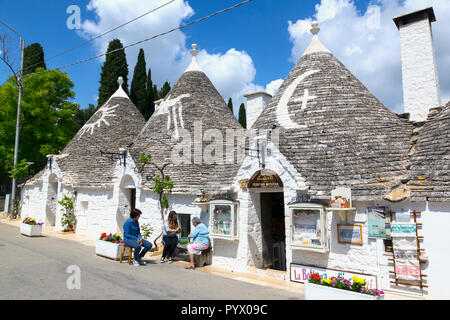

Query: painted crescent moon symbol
left=276, top=70, right=320, bottom=129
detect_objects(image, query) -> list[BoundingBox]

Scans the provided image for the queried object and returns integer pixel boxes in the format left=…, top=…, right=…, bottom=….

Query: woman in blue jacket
left=185, top=217, right=210, bottom=269
left=123, top=208, right=152, bottom=266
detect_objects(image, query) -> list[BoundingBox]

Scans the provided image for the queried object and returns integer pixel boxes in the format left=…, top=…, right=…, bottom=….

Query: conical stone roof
left=252, top=23, right=413, bottom=201
left=130, top=45, right=244, bottom=195
left=408, top=102, right=450, bottom=202
left=55, top=78, right=146, bottom=188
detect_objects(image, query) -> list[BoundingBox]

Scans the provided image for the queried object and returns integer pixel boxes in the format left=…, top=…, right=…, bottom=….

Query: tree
left=227, top=98, right=233, bottom=113
left=74, top=104, right=97, bottom=132
left=238, top=103, right=247, bottom=128
left=97, top=39, right=129, bottom=107
left=138, top=154, right=173, bottom=250
left=158, top=81, right=171, bottom=100
left=130, top=49, right=149, bottom=119
left=0, top=68, right=79, bottom=181
left=146, top=68, right=158, bottom=120
left=23, top=43, right=46, bottom=76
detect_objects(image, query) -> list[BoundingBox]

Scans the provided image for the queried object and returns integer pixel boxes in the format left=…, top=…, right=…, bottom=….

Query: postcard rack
left=385, top=210, right=428, bottom=290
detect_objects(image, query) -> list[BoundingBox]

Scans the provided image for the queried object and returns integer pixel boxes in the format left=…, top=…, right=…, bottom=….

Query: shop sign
left=290, top=263, right=377, bottom=289
left=337, top=224, right=363, bottom=245
left=248, top=170, right=283, bottom=188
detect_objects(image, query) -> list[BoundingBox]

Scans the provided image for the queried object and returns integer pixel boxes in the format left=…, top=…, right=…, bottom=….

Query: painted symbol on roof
left=154, top=94, right=191, bottom=139
left=78, top=104, right=119, bottom=139
left=276, top=70, right=320, bottom=129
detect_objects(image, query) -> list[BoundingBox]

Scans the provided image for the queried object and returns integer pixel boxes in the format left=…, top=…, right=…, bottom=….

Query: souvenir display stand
left=385, top=210, right=428, bottom=290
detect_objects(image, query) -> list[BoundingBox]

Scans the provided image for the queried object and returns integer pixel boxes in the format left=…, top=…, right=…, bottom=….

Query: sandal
left=185, top=265, right=195, bottom=270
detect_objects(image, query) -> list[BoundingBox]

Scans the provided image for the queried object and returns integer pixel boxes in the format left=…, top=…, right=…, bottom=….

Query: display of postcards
left=310, top=239, right=322, bottom=246
left=294, top=224, right=317, bottom=235
left=395, top=259, right=421, bottom=281
left=393, top=237, right=417, bottom=250
left=394, top=249, right=418, bottom=260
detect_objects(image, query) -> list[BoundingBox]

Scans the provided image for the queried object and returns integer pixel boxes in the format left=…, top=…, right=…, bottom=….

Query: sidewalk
left=0, top=214, right=423, bottom=300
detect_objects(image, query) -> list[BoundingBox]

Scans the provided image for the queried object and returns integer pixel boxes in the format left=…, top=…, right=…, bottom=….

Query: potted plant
left=20, top=217, right=44, bottom=237
left=59, top=191, right=77, bottom=233
left=305, top=273, right=385, bottom=300
left=96, top=233, right=124, bottom=260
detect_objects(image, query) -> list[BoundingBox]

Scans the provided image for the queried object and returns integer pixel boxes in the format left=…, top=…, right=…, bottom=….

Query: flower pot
left=305, top=282, right=384, bottom=300
left=20, top=223, right=43, bottom=237
left=95, top=240, right=124, bottom=260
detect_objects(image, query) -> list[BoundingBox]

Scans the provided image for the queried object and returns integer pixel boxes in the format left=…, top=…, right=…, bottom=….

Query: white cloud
left=287, top=0, right=450, bottom=113
left=78, top=0, right=261, bottom=117
left=265, top=79, right=284, bottom=96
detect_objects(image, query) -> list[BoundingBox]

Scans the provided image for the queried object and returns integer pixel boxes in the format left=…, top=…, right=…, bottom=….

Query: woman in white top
left=160, top=211, right=180, bottom=263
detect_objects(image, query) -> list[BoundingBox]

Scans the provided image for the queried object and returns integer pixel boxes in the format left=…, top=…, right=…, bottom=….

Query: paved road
left=0, top=223, right=301, bottom=300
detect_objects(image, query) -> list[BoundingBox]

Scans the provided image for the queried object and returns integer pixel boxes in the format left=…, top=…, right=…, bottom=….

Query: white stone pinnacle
left=110, top=76, right=129, bottom=99
left=310, top=21, right=320, bottom=35
left=303, top=21, right=331, bottom=56
left=185, top=43, right=202, bottom=72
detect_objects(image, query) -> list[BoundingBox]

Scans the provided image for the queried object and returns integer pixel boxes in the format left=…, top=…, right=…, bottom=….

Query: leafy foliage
left=141, top=224, right=154, bottom=240
left=227, top=97, right=233, bottom=113
left=98, top=39, right=129, bottom=107
left=238, top=103, right=247, bottom=128
left=8, top=159, right=30, bottom=179
left=158, top=81, right=171, bottom=100
left=130, top=49, right=149, bottom=119
left=0, top=68, right=79, bottom=181
left=59, top=191, right=77, bottom=232
left=146, top=68, right=158, bottom=120
left=23, top=43, right=46, bottom=76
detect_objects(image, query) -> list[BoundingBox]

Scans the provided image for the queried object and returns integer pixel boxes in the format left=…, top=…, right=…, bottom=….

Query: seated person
left=160, top=210, right=181, bottom=264
left=185, top=217, right=210, bottom=269
left=123, top=208, right=152, bottom=266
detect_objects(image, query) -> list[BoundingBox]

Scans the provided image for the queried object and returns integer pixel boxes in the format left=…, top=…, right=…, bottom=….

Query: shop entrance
left=260, top=192, right=286, bottom=271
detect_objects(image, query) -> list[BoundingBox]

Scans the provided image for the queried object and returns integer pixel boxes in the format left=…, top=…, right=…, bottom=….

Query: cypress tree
left=146, top=67, right=157, bottom=120
left=97, top=39, right=129, bottom=107
left=238, top=103, right=247, bottom=129
left=23, top=43, right=46, bottom=76
left=158, top=81, right=171, bottom=100
left=130, top=49, right=148, bottom=119
left=227, top=98, right=233, bottom=113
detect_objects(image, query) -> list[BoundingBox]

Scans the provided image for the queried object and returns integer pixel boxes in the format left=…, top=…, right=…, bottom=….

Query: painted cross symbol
left=293, top=89, right=317, bottom=110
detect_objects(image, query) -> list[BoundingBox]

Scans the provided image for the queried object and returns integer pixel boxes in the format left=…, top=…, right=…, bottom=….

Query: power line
left=29, top=0, right=254, bottom=76
left=22, top=0, right=177, bottom=74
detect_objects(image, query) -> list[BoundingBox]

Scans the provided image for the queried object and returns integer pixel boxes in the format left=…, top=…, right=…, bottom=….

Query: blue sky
left=1, top=0, right=450, bottom=115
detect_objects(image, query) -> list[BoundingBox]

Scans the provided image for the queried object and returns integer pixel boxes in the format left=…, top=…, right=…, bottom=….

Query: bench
left=194, top=243, right=213, bottom=268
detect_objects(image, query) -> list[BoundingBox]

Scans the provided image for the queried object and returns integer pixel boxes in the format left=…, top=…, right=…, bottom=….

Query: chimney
left=394, top=7, right=441, bottom=122
left=154, top=98, right=163, bottom=113
left=243, top=92, right=272, bottom=129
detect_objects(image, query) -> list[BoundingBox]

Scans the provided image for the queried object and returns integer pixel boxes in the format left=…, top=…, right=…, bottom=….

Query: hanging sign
left=367, top=207, right=387, bottom=239
left=290, top=263, right=378, bottom=289
left=337, top=224, right=363, bottom=245
left=248, top=170, right=283, bottom=188
left=390, top=223, right=416, bottom=237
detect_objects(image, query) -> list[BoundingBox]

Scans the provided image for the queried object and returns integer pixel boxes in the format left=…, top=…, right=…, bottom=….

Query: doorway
left=46, top=175, right=58, bottom=226
left=260, top=192, right=286, bottom=271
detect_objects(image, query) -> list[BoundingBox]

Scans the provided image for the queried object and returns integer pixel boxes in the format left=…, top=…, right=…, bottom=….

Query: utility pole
left=9, top=37, right=25, bottom=214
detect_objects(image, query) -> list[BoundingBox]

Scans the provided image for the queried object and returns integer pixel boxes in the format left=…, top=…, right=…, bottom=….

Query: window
left=289, top=203, right=329, bottom=253
left=209, top=200, right=239, bottom=240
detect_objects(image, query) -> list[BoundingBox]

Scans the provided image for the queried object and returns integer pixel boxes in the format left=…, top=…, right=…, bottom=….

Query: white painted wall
left=19, top=145, right=450, bottom=300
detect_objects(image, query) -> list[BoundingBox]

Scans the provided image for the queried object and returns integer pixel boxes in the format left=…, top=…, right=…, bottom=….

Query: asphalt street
left=0, top=222, right=301, bottom=300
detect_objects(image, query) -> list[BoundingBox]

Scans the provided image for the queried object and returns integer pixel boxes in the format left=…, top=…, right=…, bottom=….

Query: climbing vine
left=59, top=191, right=77, bottom=232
